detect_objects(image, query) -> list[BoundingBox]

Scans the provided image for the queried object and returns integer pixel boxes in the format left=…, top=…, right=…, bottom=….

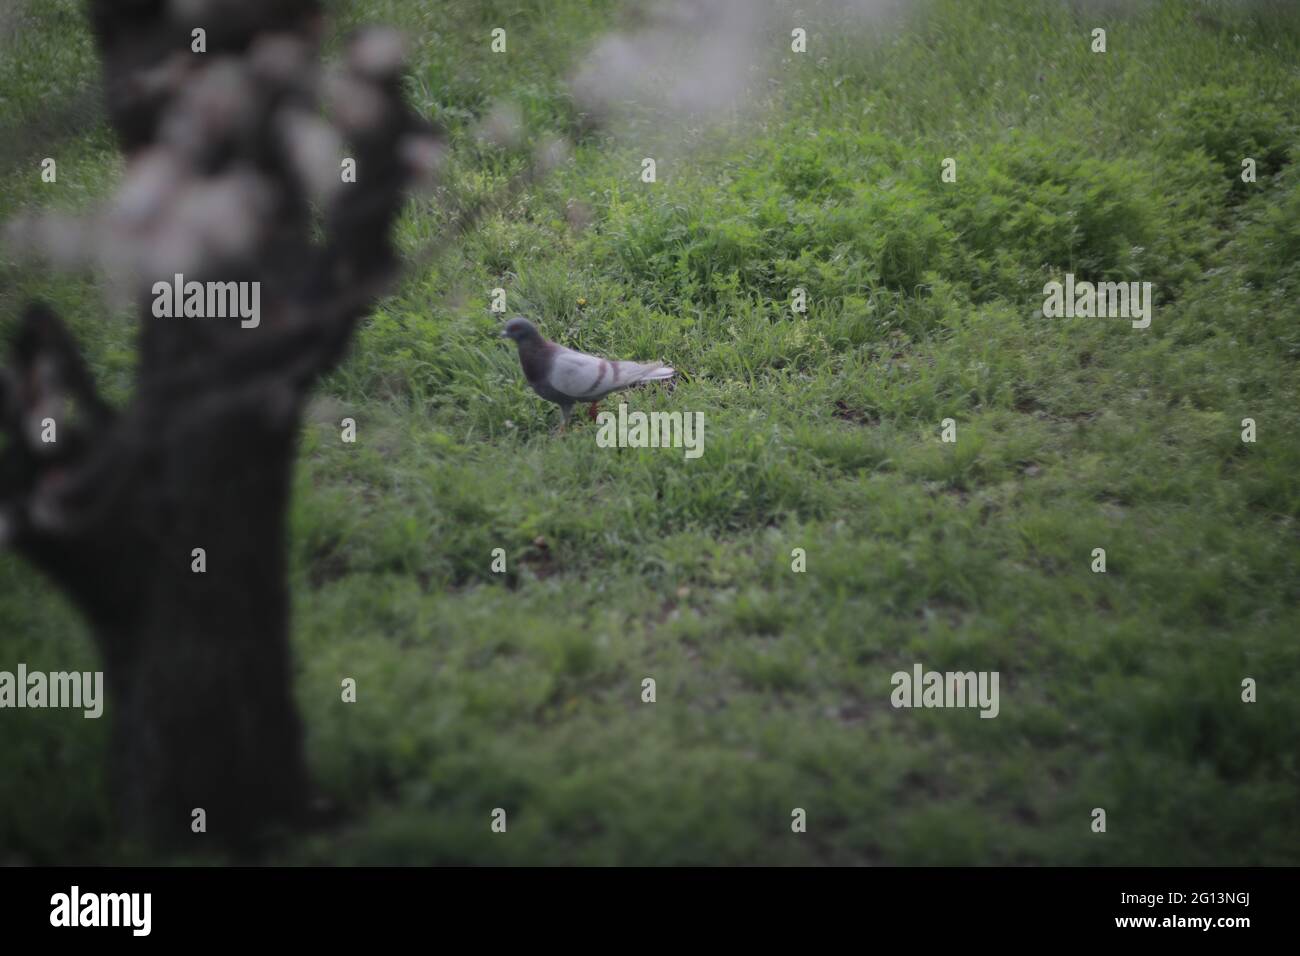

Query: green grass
left=2, top=0, right=1299, bottom=865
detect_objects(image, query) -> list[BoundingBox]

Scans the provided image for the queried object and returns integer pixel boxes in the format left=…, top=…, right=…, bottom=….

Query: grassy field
left=2, top=0, right=1299, bottom=865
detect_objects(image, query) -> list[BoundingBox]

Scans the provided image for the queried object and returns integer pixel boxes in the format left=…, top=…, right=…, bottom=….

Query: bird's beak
left=498, top=330, right=509, bottom=339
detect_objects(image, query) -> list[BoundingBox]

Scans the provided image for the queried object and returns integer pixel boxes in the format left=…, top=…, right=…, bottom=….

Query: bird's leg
left=587, top=401, right=602, bottom=422
left=557, top=403, right=573, bottom=433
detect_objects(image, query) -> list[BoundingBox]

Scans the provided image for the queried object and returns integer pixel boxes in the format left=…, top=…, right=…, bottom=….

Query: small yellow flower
left=577, top=297, right=587, bottom=307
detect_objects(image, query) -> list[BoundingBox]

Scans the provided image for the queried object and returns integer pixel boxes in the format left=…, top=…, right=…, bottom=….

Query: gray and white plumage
left=500, top=317, right=674, bottom=425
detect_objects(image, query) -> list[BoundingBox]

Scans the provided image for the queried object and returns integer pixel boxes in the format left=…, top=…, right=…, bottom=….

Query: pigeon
left=500, top=317, right=674, bottom=427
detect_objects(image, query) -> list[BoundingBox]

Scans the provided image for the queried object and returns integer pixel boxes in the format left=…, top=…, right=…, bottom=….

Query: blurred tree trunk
left=100, top=395, right=305, bottom=846
left=0, top=0, right=438, bottom=850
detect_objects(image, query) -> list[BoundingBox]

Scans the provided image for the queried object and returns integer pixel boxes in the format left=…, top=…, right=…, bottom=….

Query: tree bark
left=105, top=396, right=304, bottom=847
left=1, top=0, right=438, bottom=851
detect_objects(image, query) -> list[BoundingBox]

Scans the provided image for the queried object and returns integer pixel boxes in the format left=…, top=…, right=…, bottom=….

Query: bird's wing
left=548, top=347, right=671, bottom=400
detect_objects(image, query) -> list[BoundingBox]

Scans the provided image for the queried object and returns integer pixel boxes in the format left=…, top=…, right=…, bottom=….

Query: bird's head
left=500, top=316, right=539, bottom=342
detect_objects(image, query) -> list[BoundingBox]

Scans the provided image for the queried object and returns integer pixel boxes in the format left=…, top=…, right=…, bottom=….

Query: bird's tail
left=638, top=363, right=675, bottom=382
